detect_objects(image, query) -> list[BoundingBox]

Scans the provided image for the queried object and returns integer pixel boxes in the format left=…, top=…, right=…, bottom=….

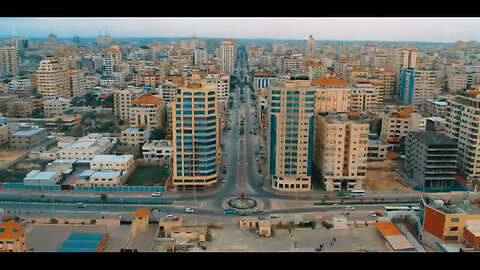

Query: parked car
left=184, top=208, right=194, bottom=213
left=223, top=209, right=238, bottom=215
left=166, top=214, right=175, bottom=218
left=345, top=206, right=355, bottom=210
left=333, top=204, right=341, bottom=208
left=151, top=192, right=162, bottom=197
left=368, top=211, right=376, bottom=217
left=375, top=211, right=383, bottom=217
left=222, top=178, right=226, bottom=183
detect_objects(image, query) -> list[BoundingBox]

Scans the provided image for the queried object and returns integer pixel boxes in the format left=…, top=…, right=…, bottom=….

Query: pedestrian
left=330, top=241, right=333, bottom=246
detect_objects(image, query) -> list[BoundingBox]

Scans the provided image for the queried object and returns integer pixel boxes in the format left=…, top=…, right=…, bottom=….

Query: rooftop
left=13, top=128, right=45, bottom=137
left=132, top=95, right=164, bottom=105
left=90, top=170, right=122, bottom=178
left=311, top=77, right=349, bottom=86
left=24, top=170, right=58, bottom=180
left=423, top=193, right=480, bottom=216
left=0, top=220, right=25, bottom=239
left=409, top=131, right=457, bottom=147
left=91, top=155, right=133, bottom=163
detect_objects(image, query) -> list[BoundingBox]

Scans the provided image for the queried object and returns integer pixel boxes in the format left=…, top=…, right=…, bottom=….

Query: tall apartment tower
left=101, top=48, right=121, bottom=76
left=399, top=68, right=437, bottom=105
left=68, top=69, right=86, bottom=97
left=113, top=88, right=144, bottom=121
left=47, top=33, right=57, bottom=45
left=0, top=47, right=20, bottom=78
left=305, top=35, right=315, bottom=55
left=218, top=39, right=237, bottom=75
left=392, top=45, right=418, bottom=93
left=97, top=33, right=112, bottom=47
left=311, top=77, right=350, bottom=114
left=194, top=48, right=207, bottom=66
left=446, top=90, right=480, bottom=187
left=11, top=37, right=28, bottom=51
left=36, top=58, right=71, bottom=99
left=172, top=80, right=220, bottom=190
left=266, top=79, right=316, bottom=192
left=314, top=114, right=369, bottom=192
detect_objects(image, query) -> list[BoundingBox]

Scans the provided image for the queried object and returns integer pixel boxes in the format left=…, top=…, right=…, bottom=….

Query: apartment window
left=451, top=218, right=459, bottom=222
left=450, top=227, right=459, bottom=231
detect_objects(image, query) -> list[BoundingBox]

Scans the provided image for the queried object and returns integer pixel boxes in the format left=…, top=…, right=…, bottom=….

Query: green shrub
left=321, top=221, right=333, bottom=229
left=90, top=219, right=96, bottom=225
left=49, top=218, right=58, bottom=224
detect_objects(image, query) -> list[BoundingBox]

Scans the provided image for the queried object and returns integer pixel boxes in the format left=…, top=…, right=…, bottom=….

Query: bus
left=350, top=190, right=366, bottom=196
left=384, top=206, right=411, bottom=212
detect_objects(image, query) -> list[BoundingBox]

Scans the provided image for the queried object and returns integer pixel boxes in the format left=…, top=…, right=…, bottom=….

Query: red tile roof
left=311, top=77, right=349, bottom=86
left=132, top=95, right=164, bottom=105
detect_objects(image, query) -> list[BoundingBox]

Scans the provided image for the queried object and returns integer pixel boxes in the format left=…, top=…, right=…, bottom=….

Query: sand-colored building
left=311, top=77, right=350, bottom=114
left=0, top=220, right=26, bottom=252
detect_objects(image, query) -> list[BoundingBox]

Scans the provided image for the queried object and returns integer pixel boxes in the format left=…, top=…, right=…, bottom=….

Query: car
left=256, top=157, right=260, bottom=161
left=151, top=192, right=162, bottom=197
left=345, top=206, right=355, bottom=210
left=255, top=151, right=259, bottom=155
left=258, top=168, right=262, bottom=173
left=223, top=209, right=238, bottom=215
left=368, top=211, right=376, bottom=217
left=375, top=211, right=383, bottom=217
left=336, top=192, right=346, bottom=197
left=222, top=178, right=226, bottom=183
left=253, top=132, right=257, bottom=135
left=333, top=204, right=341, bottom=208
left=184, top=208, right=194, bottom=213
left=223, top=168, right=227, bottom=174
left=166, top=214, right=175, bottom=218
left=253, top=208, right=262, bottom=213
left=250, top=131, right=253, bottom=134
left=224, top=163, right=227, bottom=168
left=322, top=195, right=331, bottom=198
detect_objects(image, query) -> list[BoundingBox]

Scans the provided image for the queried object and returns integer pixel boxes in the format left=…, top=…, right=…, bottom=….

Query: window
left=450, top=227, right=458, bottom=231
left=451, top=218, right=459, bottom=222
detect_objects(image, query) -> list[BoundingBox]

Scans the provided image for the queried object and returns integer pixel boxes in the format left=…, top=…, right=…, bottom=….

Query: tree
left=100, top=193, right=108, bottom=203
left=151, top=127, right=168, bottom=140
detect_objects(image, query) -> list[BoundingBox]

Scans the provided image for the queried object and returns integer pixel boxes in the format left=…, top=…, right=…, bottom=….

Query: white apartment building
left=120, top=126, right=150, bottom=146
left=113, top=88, right=144, bottom=121
left=399, top=68, right=437, bottom=106
left=218, top=39, right=237, bottom=75
left=380, top=110, right=424, bottom=140
left=194, top=49, right=207, bottom=66
left=142, top=140, right=173, bottom=161
left=57, top=134, right=114, bottom=160
left=43, top=98, right=71, bottom=118
left=69, top=69, right=86, bottom=97
left=101, top=48, right=121, bottom=76
left=448, top=73, right=468, bottom=93
left=446, top=90, right=480, bottom=186
left=90, top=154, right=135, bottom=173
left=314, top=114, right=369, bottom=192
left=0, top=47, right=19, bottom=78
left=349, top=87, right=378, bottom=112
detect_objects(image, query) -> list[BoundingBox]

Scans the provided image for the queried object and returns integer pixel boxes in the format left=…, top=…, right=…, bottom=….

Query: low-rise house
left=120, top=126, right=150, bottom=146
left=10, top=125, right=48, bottom=149
left=142, top=140, right=172, bottom=161
left=23, top=170, right=62, bottom=185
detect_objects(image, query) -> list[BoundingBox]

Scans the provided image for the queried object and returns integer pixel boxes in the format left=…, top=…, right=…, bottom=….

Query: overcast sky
left=1, top=17, right=479, bottom=43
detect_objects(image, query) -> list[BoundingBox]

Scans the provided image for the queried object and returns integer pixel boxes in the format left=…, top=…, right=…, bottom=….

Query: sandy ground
left=365, top=160, right=412, bottom=191
left=0, top=149, right=27, bottom=168
left=25, top=224, right=131, bottom=252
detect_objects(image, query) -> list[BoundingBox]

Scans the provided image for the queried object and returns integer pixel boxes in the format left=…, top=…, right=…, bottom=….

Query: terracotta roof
left=164, top=134, right=172, bottom=140
left=376, top=222, right=403, bottom=237
left=371, top=81, right=385, bottom=86
left=98, top=94, right=107, bottom=99
left=450, top=60, right=460, bottom=64
left=136, top=124, right=148, bottom=128
left=0, top=220, right=25, bottom=239
left=466, top=90, right=480, bottom=95
left=254, top=72, right=276, bottom=77
left=311, top=77, right=349, bottom=86
left=132, top=95, right=164, bottom=105
left=387, top=152, right=400, bottom=159
left=134, top=209, right=150, bottom=218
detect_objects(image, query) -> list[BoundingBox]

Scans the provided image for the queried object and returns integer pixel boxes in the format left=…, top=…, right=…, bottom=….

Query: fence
left=2, top=183, right=61, bottom=190
left=413, top=186, right=473, bottom=193
left=0, top=183, right=165, bottom=193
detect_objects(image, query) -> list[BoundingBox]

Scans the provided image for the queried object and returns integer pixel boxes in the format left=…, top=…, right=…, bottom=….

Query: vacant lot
left=0, top=149, right=27, bottom=169
left=126, top=166, right=170, bottom=186
left=365, top=160, right=412, bottom=191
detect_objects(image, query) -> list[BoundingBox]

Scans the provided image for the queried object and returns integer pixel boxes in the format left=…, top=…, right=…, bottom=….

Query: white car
left=368, top=211, right=376, bottom=217
left=222, top=178, right=226, bottom=183
left=185, top=208, right=194, bottom=213
left=333, top=204, right=341, bottom=208
left=345, top=206, right=355, bottom=210
left=166, top=214, right=175, bottom=218
left=151, top=192, right=162, bottom=197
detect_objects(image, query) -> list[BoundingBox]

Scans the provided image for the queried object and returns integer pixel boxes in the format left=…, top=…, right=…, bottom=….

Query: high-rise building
left=311, top=77, right=350, bottom=114
left=194, top=48, right=207, bottom=66
left=253, top=71, right=276, bottom=91
left=101, top=48, right=121, bottom=76
left=314, top=114, right=369, bottom=192
left=72, top=36, right=81, bottom=45
left=399, top=68, right=437, bottom=105
left=68, top=69, right=86, bottom=97
left=392, top=45, right=418, bottom=93
left=47, top=33, right=57, bottom=45
left=0, top=47, right=19, bottom=78
left=11, top=37, right=28, bottom=50
left=218, top=39, right=237, bottom=75
left=97, top=33, right=112, bottom=47
left=113, top=88, right=144, bottom=121
left=446, top=90, right=480, bottom=186
left=404, top=131, right=457, bottom=189
left=305, top=35, right=315, bottom=55
left=36, top=58, right=71, bottom=99
left=172, top=79, right=220, bottom=190
left=266, top=79, right=315, bottom=192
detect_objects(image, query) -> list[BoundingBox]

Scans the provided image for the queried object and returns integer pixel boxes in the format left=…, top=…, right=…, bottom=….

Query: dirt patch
left=365, top=160, right=412, bottom=191
left=0, top=149, right=27, bottom=168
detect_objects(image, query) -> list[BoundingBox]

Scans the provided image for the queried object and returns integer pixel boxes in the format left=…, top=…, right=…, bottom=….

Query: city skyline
left=1, top=17, right=480, bottom=43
